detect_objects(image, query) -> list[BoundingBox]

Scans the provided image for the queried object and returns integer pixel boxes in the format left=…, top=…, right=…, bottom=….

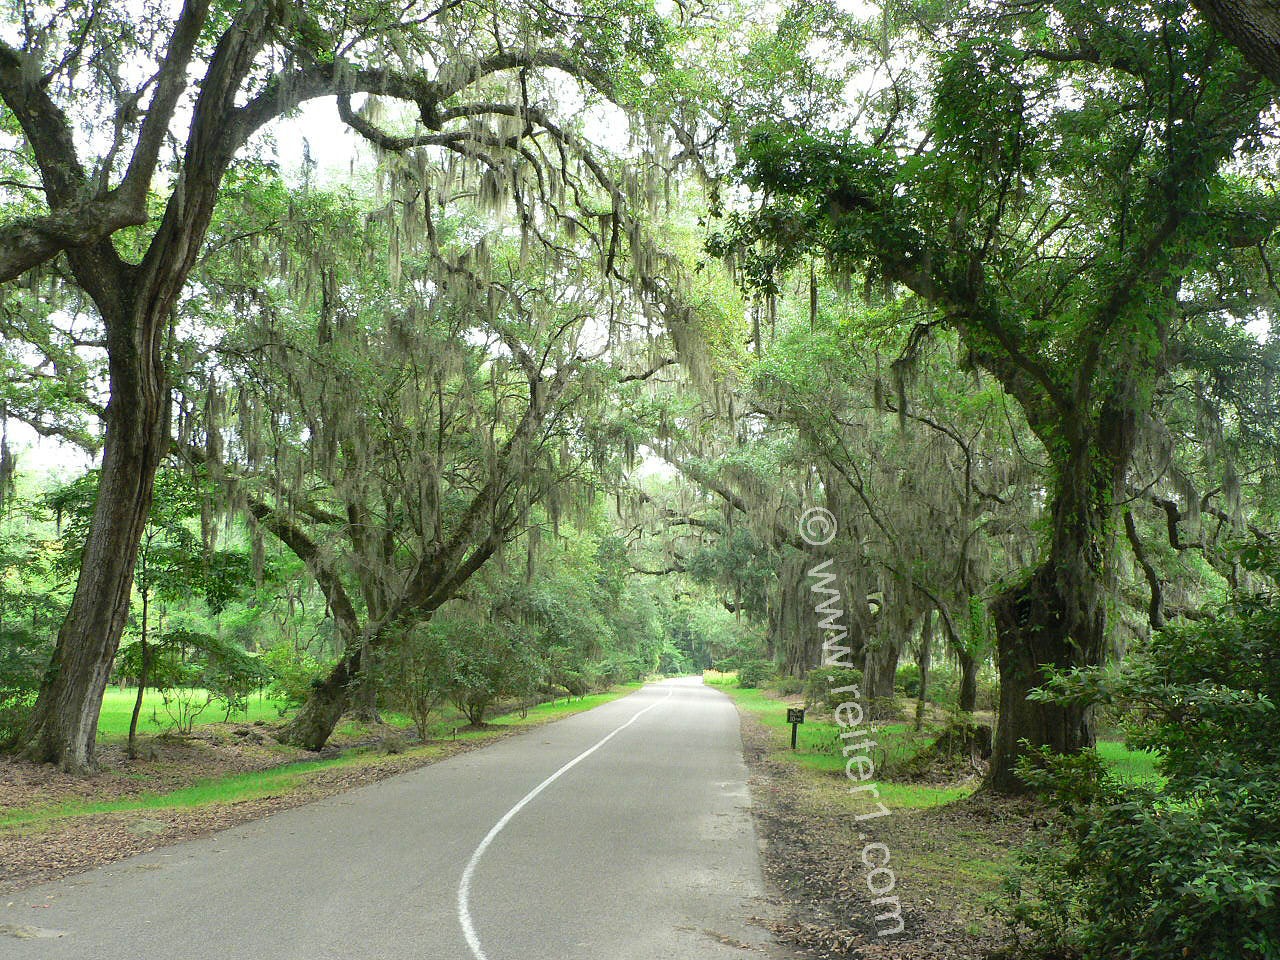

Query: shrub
left=803, top=666, right=864, bottom=713
left=432, top=616, right=542, bottom=726
left=867, top=695, right=905, bottom=721
left=0, top=628, right=49, bottom=748
left=196, top=633, right=272, bottom=719
left=771, top=674, right=804, bottom=696
left=261, top=644, right=333, bottom=713
left=735, top=658, right=774, bottom=688
left=894, top=662, right=921, bottom=697
left=975, top=670, right=999, bottom=713
left=926, top=665, right=961, bottom=709
left=1002, top=556, right=1280, bottom=960
left=894, top=664, right=969, bottom=709
left=380, top=625, right=452, bottom=740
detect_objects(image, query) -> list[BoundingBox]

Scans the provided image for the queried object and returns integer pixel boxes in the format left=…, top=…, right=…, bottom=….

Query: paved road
left=1, top=678, right=779, bottom=960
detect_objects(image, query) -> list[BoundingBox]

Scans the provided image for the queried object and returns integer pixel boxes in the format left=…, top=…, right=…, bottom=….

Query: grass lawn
left=707, top=671, right=1164, bottom=791
left=96, top=687, right=285, bottom=741
left=7, top=682, right=644, bottom=832
left=709, top=678, right=976, bottom=807
left=99, top=683, right=643, bottom=743
left=1095, top=737, right=1164, bottom=786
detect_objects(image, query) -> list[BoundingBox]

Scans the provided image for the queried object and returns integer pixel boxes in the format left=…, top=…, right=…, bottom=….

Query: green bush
left=771, top=674, right=804, bottom=696
left=894, top=664, right=971, bottom=710
left=430, top=616, right=543, bottom=726
left=380, top=625, right=452, bottom=740
left=0, top=628, right=49, bottom=748
left=1003, top=557, right=1280, bottom=959
left=894, top=662, right=921, bottom=697
left=867, top=694, right=905, bottom=721
left=261, top=644, right=333, bottom=713
left=735, top=658, right=775, bottom=688
left=975, top=669, right=999, bottom=713
left=803, top=666, right=864, bottom=713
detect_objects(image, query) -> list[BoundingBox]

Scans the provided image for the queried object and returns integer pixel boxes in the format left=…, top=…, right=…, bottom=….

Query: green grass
left=98, top=683, right=643, bottom=744
left=710, top=679, right=973, bottom=808
left=95, top=687, right=285, bottom=741
left=1095, top=738, right=1164, bottom=786
left=1, top=751, right=388, bottom=830
left=6, top=683, right=644, bottom=832
left=709, top=672, right=1166, bottom=790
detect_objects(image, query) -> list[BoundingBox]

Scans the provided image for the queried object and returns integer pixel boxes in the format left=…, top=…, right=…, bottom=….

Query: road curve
left=1, top=678, right=780, bottom=960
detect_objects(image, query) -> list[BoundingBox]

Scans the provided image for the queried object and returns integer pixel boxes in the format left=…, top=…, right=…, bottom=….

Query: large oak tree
left=716, top=0, right=1280, bottom=790
left=1, top=0, right=681, bottom=770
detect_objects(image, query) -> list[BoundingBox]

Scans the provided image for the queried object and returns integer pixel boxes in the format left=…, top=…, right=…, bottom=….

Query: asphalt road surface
left=1, top=677, right=781, bottom=960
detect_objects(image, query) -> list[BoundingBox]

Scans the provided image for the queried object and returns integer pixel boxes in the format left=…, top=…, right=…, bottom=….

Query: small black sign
left=787, top=707, right=805, bottom=724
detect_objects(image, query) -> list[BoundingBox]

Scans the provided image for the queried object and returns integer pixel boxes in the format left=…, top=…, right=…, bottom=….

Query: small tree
left=0, top=519, right=63, bottom=747
left=380, top=625, right=452, bottom=741
left=437, top=617, right=542, bottom=727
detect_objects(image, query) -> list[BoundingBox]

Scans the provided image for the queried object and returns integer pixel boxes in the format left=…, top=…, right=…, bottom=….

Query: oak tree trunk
left=22, top=314, right=170, bottom=771
left=957, top=649, right=979, bottom=714
left=280, top=646, right=362, bottom=752
left=914, top=611, right=933, bottom=731
left=863, top=639, right=901, bottom=702
left=127, top=590, right=151, bottom=759
left=987, top=476, right=1111, bottom=793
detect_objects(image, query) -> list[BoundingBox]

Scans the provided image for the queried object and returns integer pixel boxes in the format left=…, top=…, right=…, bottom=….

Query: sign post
left=786, top=707, right=805, bottom=750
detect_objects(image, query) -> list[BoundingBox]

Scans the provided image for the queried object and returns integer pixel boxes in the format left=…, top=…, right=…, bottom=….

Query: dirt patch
left=0, top=720, right=523, bottom=893
left=737, top=706, right=1039, bottom=959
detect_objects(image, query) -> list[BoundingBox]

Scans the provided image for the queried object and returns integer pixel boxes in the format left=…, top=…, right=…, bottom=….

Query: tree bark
left=17, top=1, right=279, bottom=772
left=957, top=649, right=979, bottom=714
left=347, top=656, right=382, bottom=724
left=987, top=460, right=1113, bottom=792
left=863, top=637, right=901, bottom=702
left=282, top=647, right=363, bottom=752
left=127, top=588, right=151, bottom=759
left=22, top=310, right=170, bottom=771
left=1192, top=0, right=1280, bottom=86
left=914, top=611, right=933, bottom=731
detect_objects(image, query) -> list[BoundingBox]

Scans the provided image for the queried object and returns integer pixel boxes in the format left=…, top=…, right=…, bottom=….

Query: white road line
left=455, top=684, right=676, bottom=960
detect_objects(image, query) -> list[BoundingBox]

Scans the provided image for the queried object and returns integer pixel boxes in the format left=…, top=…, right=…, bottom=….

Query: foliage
left=418, top=615, right=543, bottom=727
left=0, top=520, right=62, bottom=746
left=261, top=645, right=333, bottom=714
left=735, top=658, right=774, bottom=688
left=896, top=663, right=921, bottom=698
left=770, top=674, right=804, bottom=697
left=119, top=629, right=271, bottom=733
left=803, top=666, right=864, bottom=713
left=380, top=625, right=452, bottom=741
left=1005, top=550, right=1280, bottom=959
left=0, top=627, right=48, bottom=748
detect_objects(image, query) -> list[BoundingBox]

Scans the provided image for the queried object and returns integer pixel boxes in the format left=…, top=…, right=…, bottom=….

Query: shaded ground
left=734, top=696, right=1042, bottom=959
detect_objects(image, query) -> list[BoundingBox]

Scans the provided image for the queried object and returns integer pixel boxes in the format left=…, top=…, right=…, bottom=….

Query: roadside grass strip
left=2, top=684, right=643, bottom=832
